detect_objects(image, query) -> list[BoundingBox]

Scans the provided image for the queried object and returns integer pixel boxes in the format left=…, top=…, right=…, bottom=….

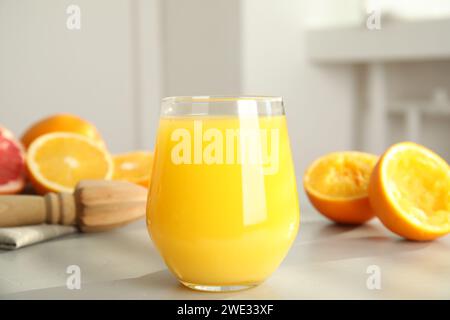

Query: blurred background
left=1, top=0, right=449, bottom=211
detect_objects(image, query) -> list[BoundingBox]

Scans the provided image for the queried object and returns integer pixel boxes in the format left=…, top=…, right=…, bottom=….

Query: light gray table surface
left=0, top=214, right=449, bottom=299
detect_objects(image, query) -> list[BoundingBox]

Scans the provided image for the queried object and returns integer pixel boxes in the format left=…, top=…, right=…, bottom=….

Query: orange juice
left=147, top=115, right=299, bottom=289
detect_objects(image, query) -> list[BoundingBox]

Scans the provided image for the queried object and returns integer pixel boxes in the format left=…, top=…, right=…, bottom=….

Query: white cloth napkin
left=0, top=224, right=77, bottom=250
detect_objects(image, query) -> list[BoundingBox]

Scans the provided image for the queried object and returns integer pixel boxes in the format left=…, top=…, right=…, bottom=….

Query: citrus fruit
left=21, top=113, right=104, bottom=149
left=369, top=142, right=450, bottom=241
left=26, top=132, right=113, bottom=194
left=304, top=151, right=378, bottom=224
left=0, top=126, right=26, bottom=194
left=113, top=151, right=153, bottom=188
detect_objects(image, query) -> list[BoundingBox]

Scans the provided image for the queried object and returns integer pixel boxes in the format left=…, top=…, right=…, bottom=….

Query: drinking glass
left=147, top=96, right=300, bottom=292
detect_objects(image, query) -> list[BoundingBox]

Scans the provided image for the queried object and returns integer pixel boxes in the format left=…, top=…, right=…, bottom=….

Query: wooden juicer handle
left=0, top=180, right=148, bottom=232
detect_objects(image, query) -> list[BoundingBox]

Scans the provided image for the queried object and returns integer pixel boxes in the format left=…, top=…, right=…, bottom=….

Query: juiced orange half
left=369, top=142, right=450, bottom=241
left=304, top=152, right=378, bottom=224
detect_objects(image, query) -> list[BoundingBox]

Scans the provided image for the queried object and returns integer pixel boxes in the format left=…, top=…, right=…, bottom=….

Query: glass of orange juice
left=147, top=96, right=300, bottom=292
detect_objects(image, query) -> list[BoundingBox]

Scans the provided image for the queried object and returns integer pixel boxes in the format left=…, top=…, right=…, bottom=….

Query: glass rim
left=162, top=95, right=283, bottom=104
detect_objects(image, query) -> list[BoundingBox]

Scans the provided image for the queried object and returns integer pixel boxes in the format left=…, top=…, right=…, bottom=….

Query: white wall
left=132, top=0, right=163, bottom=150
left=163, top=0, right=242, bottom=96
left=0, top=0, right=162, bottom=153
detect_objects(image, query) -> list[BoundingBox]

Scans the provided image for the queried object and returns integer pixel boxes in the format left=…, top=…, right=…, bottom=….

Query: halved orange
left=304, top=152, right=378, bottom=224
left=21, top=113, right=104, bottom=149
left=369, top=142, right=450, bottom=241
left=27, top=132, right=113, bottom=194
left=112, top=151, right=153, bottom=188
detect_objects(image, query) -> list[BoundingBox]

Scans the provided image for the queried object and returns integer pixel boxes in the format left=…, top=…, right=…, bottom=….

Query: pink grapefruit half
left=0, top=126, right=26, bottom=194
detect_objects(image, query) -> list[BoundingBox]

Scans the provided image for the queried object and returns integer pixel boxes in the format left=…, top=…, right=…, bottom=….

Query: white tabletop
left=1, top=214, right=449, bottom=299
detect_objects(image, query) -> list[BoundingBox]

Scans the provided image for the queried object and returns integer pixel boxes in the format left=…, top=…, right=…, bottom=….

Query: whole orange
left=21, top=113, right=104, bottom=149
